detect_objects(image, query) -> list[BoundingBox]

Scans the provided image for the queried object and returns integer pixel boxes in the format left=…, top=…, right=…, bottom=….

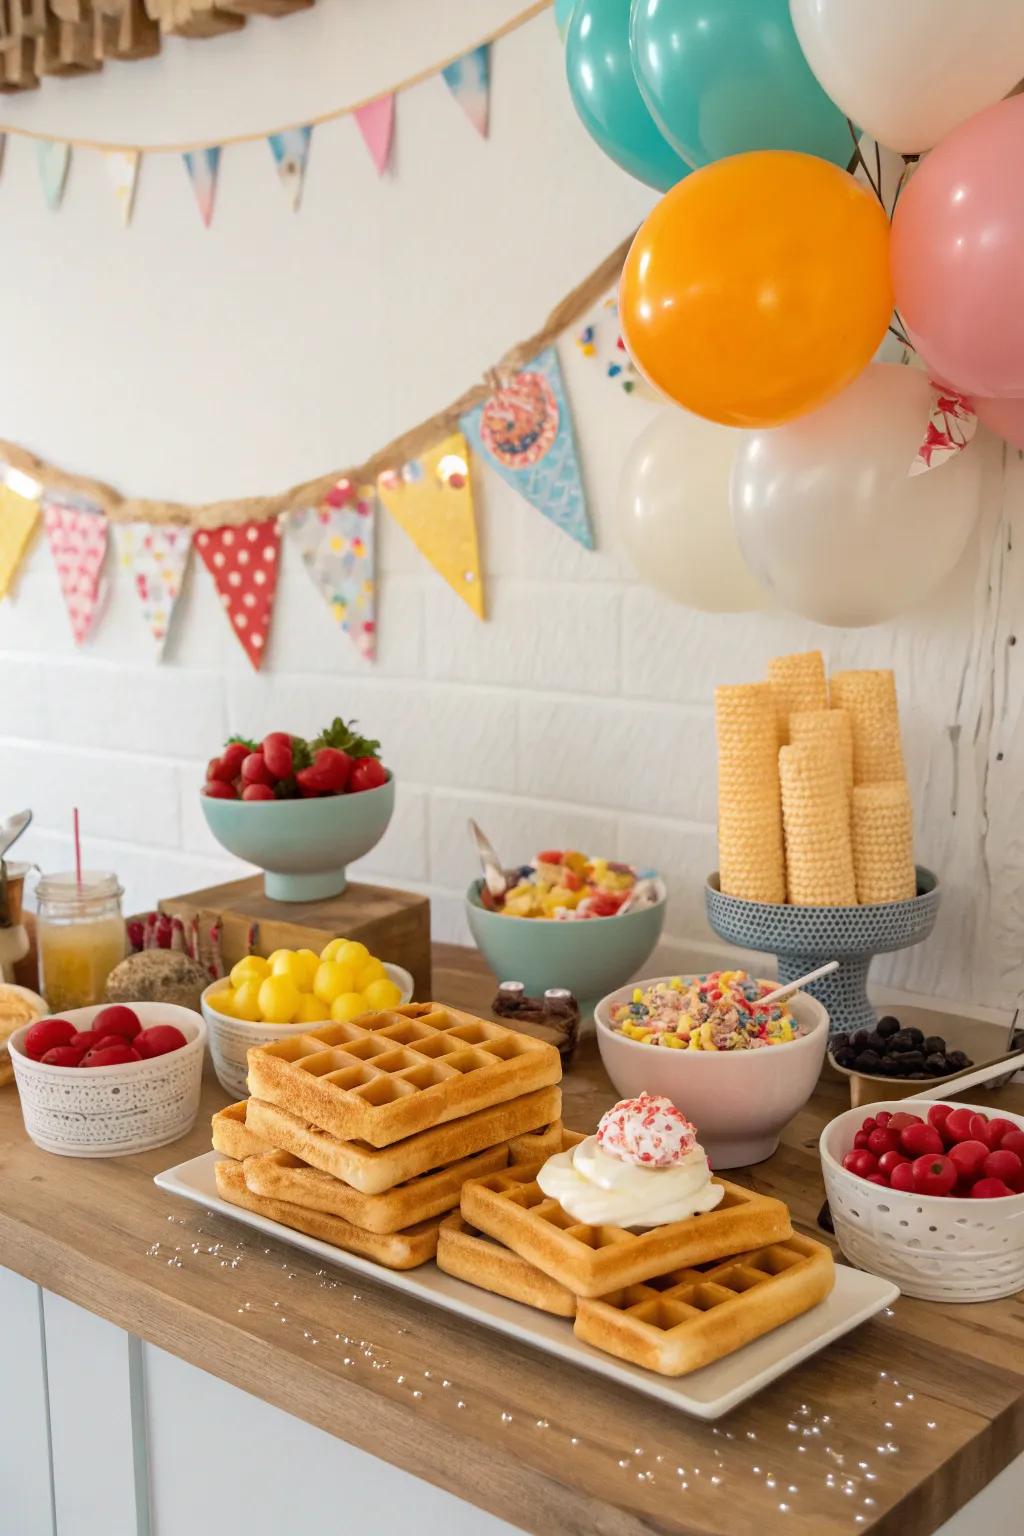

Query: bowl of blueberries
left=829, top=1013, right=976, bottom=1107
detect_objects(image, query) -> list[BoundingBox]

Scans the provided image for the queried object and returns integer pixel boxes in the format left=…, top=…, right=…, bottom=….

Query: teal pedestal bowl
left=200, top=776, right=395, bottom=902
left=465, top=878, right=666, bottom=1012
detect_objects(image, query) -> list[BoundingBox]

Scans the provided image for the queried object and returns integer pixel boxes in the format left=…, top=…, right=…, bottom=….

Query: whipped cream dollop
left=537, top=1093, right=724, bottom=1230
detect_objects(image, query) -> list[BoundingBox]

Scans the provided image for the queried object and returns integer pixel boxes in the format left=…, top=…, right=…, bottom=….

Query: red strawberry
left=242, top=783, right=275, bottom=801
left=203, top=780, right=237, bottom=799
left=296, top=765, right=333, bottom=798
left=241, top=752, right=274, bottom=786
left=24, top=1018, right=76, bottom=1060
left=262, top=732, right=294, bottom=781
left=309, top=747, right=352, bottom=793
left=348, top=756, right=388, bottom=793
left=220, top=742, right=250, bottom=777
left=207, top=756, right=231, bottom=783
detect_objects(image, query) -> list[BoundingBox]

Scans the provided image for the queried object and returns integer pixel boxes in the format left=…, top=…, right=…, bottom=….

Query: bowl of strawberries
left=200, top=717, right=393, bottom=902
left=820, top=1098, right=1024, bottom=1301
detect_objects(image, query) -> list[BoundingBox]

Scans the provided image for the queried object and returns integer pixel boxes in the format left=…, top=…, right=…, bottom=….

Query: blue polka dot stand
left=704, top=868, right=940, bottom=1038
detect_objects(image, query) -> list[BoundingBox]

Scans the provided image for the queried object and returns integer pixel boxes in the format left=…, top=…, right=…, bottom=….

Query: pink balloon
left=891, top=96, right=1024, bottom=398
left=973, top=395, right=1024, bottom=450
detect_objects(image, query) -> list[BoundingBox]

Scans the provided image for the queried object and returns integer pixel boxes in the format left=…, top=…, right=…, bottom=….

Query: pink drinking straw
left=73, top=807, right=82, bottom=889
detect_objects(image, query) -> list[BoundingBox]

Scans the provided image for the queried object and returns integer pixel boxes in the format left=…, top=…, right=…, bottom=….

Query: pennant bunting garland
left=37, top=141, right=70, bottom=210
left=195, top=518, right=280, bottom=670
left=462, top=347, right=593, bottom=550
left=43, top=493, right=109, bottom=645
left=442, top=44, right=490, bottom=138
left=377, top=432, right=484, bottom=617
left=0, top=483, right=40, bottom=602
left=183, top=147, right=221, bottom=228
left=117, top=522, right=191, bottom=655
left=910, top=383, right=978, bottom=477
left=576, top=291, right=658, bottom=400
left=104, top=150, right=140, bottom=226
left=267, top=126, right=312, bottom=212
left=289, top=482, right=376, bottom=661
left=353, top=96, right=394, bottom=176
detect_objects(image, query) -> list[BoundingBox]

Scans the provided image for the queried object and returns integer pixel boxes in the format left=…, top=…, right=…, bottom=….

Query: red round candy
left=878, top=1150, right=910, bottom=1177
left=1000, top=1129, right=1024, bottom=1159
left=860, top=1117, right=877, bottom=1134
left=890, top=1161, right=917, bottom=1192
left=853, top=1130, right=871, bottom=1150
left=843, top=1149, right=878, bottom=1180
left=911, top=1153, right=957, bottom=1197
left=40, top=1045, right=86, bottom=1067
left=982, top=1148, right=1022, bottom=1183
left=867, top=1127, right=901, bottom=1156
left=69, top=1030, right=103, bottom=1052
left=91, top=1005, right=141, bottom=1041
left=927, top=1103, right=953, bottom=1137
left=975, top=1117, right=1018, bottom=1151
left=23, top=1017, right=76, bottom=1060
left=943, top=1107, right=978, bottom=1143
left=900, top=1122, right=944, bottom=1158
left=866, top=1174, right=889, bottom=1186
left=887, top=1111, right=924, bottom=1133
left=134, top=1024, right=188, bottom=1059
left=81, top=1043, right=141, bottom=1068
left=949, top=1140, right=989, bottom=1182
left=874, top=1111, right=893, bottom=1129
left=970, top=1177, right=1014, bottom=1199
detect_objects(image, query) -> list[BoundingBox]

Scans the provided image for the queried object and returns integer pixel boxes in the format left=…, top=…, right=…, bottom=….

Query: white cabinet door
left=0, top=1267, right=55, bottom=1536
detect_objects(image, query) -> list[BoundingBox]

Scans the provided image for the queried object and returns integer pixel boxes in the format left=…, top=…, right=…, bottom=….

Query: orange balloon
left=620, top=151, right=893, bottom=427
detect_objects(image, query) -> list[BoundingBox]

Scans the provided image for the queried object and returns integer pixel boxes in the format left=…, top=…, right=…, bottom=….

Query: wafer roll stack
left=829, top=670, right=906, bottom=786
left=715, top=683, right=786, bottom=904
left=779, top=742, right=857, bottom=907
left=789, top=709, right=854, bottom=799
left=767, top=651, right=827, bottom=745
left=851, top=782, right=917, bottom=904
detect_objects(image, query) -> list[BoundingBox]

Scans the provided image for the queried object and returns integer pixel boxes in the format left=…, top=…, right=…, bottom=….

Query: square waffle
left=574, top=1235, right=835, bottom=1375
left=211, top=1101, right=272, bottom=1161
left=244, top=1086, right=562, bottom=1195
left=214, top=1159, right=441, bottom=1270
left=242, top=1144, right=509, bottom=1235
left=246, top=1004, right=561, bottom=1149
left=437, top=1212, right=578, bottom=1318
left=461, top=1164, right=792, bottom=1298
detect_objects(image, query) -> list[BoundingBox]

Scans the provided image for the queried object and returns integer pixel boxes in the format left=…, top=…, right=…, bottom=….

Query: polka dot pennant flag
left=195, top=518, right=280, bottom=669
left=42, top=492, right=109, bottom=646
left=117, top=522, right=191, bottom=657
left=288, top=481, right=376, bottom=662
left=377, top=432, right=484, bottom=618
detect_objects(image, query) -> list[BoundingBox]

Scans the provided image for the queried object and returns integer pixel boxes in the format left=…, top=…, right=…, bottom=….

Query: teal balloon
left=554, top=0, right=576, bottom=41
left=566, top=0, right=690, bottom=191
left=630, top=0, right=852, bottom=170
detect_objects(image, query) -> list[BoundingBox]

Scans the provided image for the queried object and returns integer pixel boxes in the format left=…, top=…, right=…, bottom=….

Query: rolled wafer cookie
left=715, top=683, right=786, bottom=904
left=829, top=670, right=906, bottom=785
left=779, top=741, right=857, bottom=907
left=851, top=782, right=917, bottom=904
left=789, top=709, right=854, bottom=798
left=767, top=651, right=827, bottom=745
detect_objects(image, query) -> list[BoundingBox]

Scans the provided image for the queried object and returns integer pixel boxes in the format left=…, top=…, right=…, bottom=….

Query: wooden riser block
left=159, top=876, right=432, bottom=999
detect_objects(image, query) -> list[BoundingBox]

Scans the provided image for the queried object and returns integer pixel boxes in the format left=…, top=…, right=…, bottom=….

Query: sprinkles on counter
left=613, top=972, right=798, bottom=1051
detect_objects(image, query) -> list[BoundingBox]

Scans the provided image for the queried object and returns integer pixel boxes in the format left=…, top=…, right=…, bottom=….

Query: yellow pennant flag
left=377, top=432, right=484, bottom=618
left=0, top=482, right=41, bottom=600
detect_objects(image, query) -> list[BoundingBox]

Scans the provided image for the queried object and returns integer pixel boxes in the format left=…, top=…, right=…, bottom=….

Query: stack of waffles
left=439, top=1132, right=835, bottom=1376
left=211, top=1003, right=564, bottom=1271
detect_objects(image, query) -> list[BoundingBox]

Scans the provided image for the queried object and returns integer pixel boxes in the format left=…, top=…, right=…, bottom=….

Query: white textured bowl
left=820, top=1099, right=1024, bottom=1302
left=201, top=963, right=415, bottom=1098
left=594, top=977, right=829, bottom=1168
left=8, top=1002, right=205, bottom=1158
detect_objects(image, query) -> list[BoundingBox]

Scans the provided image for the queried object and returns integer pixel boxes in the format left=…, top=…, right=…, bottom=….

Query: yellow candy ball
left=362, top=977, right=403, bottom=1011
left=330, top=991, right=369, bottom=1023
left=319, top=936, right=348, bottom=961
left=230, top=954, right=270, bottom=988
left=206, top=988, right=236, bottom=1018
left=272, top=949, right=319, bottom=991
left=232, top=979, right=263, bottom=1021
left=266, top=948, right=293, bottom=969
left=333, top=940, right=370, bottom=971
left=295, top=992, right=331, bottom=1024
left=313, top=959, right=359, bottom=1004
left=258, top=974, right=301, bottom=1024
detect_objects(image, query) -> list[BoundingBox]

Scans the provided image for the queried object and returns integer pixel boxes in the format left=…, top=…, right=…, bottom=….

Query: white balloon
left=790, top=0, right=1024, bottom=153
left=618, top=409, right=768, bottom=613
left=730, top=365, right=985, bottom=627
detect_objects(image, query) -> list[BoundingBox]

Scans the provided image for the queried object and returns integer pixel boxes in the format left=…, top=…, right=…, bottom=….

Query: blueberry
left=908, top=1071, right=929, bottom=1080
left=890, top=1031, right=916, bottom=1053
left=851, top=1030, right=870, bottom=1051
left=904, top=1027, right=925, bottom=1046
left=925, top=1053, right=948, bottom=1075
left=923, top=1036, right=946, bottom=1056
left=876, top=1016, right=900, bottom=1037
left=947, top=1050, right=972, bottom=1070
left=878, top=1055, right=899, bottom=1075
left=834, top=1048, right=857, bottom=1068
left=866, top=1032, right=887, bottom=1054
left=901, top=1050, right=925, bottom=1070
left=856, top=1050, right=881, bottom=1072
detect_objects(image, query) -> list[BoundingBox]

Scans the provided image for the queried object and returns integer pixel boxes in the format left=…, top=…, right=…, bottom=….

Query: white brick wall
left=0, top=1, right=1021, bottom=1012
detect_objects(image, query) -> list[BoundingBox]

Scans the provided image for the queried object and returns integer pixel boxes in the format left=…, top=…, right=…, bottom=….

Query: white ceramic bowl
left=820, top=1098, right=1024, bottom=1302
left=201, top=962, right=415, bottom=1098
left=594, top=976, right=829, bottom=1168
left=8, top=1002, right=206, bottom=1158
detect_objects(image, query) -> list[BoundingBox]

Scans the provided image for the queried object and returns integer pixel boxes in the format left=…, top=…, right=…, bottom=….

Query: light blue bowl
left=201, top=775, right=395, bottom=902
left=464, top=877, right=666, bottom=1010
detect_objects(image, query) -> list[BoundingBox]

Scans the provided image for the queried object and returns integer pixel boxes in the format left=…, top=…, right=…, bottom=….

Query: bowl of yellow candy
left=201, top=940, right=413, bottom=1097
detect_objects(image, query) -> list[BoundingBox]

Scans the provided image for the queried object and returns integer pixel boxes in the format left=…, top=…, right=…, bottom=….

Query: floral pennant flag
left=117, top=523, right=191, bottom=655
left=267, top=126, right=312, bottom=212
left=195, top=518, right=280, bottom=670
left=910, top=383, right=978, bottom=476
left=354, top=96, right=394, bottom=175
left=442, top=44, right=489, bottom=138
left=576, top=290, right=658, bottom=400
left=37, top=141, right=70, bottom=210
left=288, top=481, right=376, bottom=661
left=104, top=150, right=140, bottom=226
left=378, top=432, right=484, bottom=617
left=43, top=493, right=109, bottom=645
left=0, top=482, right=40, bottom=601
left=462, top=346, right=593, bottom=550
left=183, top=147, right=221, bottom=228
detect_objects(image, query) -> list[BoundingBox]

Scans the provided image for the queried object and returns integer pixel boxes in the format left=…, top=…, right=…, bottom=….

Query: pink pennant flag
left=354, top=95, right=394, bottom=175
left=910, top=382, right=978, bottom=476
left=195, top=519, right=280, bottom=670
left=43, top=494, right=109, bottom=646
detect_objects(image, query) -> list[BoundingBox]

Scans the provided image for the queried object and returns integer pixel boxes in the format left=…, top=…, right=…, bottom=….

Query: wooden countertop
left=2, top=944, right=1023, bottom=1536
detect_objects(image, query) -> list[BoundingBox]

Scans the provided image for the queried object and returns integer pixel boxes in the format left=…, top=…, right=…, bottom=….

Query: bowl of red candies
left=8, top=1002, right=206, bottom=1158
left=820, top=1099, right=1024, bottom=1301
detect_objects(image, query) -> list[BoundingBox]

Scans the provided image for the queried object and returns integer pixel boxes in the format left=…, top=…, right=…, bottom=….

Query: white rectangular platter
left=156, top=1151, right=898, bottom=1422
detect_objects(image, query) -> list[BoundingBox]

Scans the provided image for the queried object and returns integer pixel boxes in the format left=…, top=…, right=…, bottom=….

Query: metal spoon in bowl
left=757, top=960, right=839, bottom=1008
left=467, top=819, right=509, bottom=901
